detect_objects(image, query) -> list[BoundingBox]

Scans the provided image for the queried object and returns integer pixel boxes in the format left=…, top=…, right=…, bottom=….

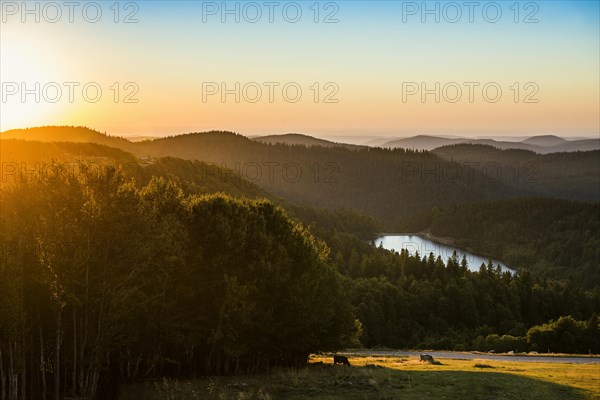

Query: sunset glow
left=1, top=3, right=599, bottom=399
left=1, top=1, right=599, bottom=137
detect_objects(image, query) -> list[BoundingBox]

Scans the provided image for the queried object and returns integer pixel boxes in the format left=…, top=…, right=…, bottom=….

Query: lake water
left=374, top=235, right=514, bottom=274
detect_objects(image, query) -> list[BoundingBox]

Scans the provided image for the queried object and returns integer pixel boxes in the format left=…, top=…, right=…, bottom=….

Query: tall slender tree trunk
left=0, top=348, right=6, bottom=400
left=20, top=338, right=26, bottom=400
left=79, top=261, right=89, bottom=393
left=72, top=307, right=77, bottom=397
left=19, top=248, right=25, bottom=400
left=8, top=343, right=15, bottom=400
left=40, top=327, right=46, bottom=400
left=54, top=310, right=62, bottom=400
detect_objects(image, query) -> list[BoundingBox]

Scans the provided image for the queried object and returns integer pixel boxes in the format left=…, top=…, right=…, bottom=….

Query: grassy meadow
left=120, top=354, right=600, bottom=400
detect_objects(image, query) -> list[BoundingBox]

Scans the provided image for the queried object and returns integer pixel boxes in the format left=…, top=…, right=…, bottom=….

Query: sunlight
left=0, top=2, right=598, bottom=399
left=0, top=32, right=65, bottom=131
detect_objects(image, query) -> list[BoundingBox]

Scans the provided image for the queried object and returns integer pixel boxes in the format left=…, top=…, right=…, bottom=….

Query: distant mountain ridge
left=380, top=135, right=599, bottom=154
left=2, top=126, right=135, bottom=149
left=5, top=127, right=596, bottom=154
left=432, top=143, right=600, bottom=202
left=2, top=126, right=598, bottom=226
left=250, top=133, right=599, bottom=152
left=0, top=126, right=527, bottom=225
left=521, top=135, right=568, bottom=147
left=253, top=133, right=359, bottom=149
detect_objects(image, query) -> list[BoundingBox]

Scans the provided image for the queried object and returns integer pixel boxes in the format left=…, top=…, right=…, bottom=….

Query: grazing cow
left=420, top=354, right=434, bottom=363
left=333, top=355, right=351, bottom=366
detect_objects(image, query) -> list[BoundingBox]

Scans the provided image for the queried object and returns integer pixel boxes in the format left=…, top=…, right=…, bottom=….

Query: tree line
left=432, top=144, right=599, bottom=202
left=1, top=152, right=598, bottom=400
left=333, top=242, right=599, bottom=352
left=398, top=198, right=600, bottom=288
left=1, top=127, right=529, bottom=225
left=0, top=163, right=357, bottom=400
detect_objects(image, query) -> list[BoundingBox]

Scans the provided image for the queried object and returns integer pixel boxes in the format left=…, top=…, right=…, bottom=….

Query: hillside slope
left=432, top=144, right=599, bottom=201
left=2, top=126, right=137, bottom=151
left=382, top=135, right=599, bottom=154
left=4, top=127, right=599, bottom=227
left=253, top=133, right=358, bottom=149
left=2, top=127, right=528, bottom=226
left=0, top=139, right=380, bottom=240
left=400, top=198, right=600, bottom=288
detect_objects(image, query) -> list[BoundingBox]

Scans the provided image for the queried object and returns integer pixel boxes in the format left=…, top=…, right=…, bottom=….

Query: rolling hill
left=0, top=139, right=264, bottom=198
left=2, top=128, right=598, bottom=360
left=1, top=126, right=525, bottom=226
left=0, top=139, right=381, bottom=241
left=380, top=135, right=600, bottom=154
left=3, top=127, right=599, bottom=228
left=1, top=126, right=137, bottom=150
left=432, top=144, right=600, bottom=201
left=253, top=133, right=359, bottom=149
left=521, top=135, right=568, bottom=147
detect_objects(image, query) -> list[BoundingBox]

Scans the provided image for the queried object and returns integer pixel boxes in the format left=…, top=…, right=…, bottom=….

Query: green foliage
left=130, top=131, right=526, bottom=225
left=3, top=126, right=531, bottom=226
left=0, top=139, right=381, bottom=242
left=328, top=232, right=599, bottom=350
left=527, top=315, right=600, bottom=354
left=473, top=334, right=527, bottom=353
left=400, top=198, right=600, bottom=288
left=1, top=130, right=598, bottom=400
left=433, top=144, right=599, bottom=202
left=0, top=163, right=357, bottom=399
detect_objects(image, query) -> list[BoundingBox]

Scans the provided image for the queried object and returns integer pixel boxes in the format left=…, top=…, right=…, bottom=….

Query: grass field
left=120, top=354, right=600, bottom=400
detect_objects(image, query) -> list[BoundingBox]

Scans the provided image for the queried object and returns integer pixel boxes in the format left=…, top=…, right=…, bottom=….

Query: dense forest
left=0, top=139, right=382, bottom=241
left=334, top=241, right=599, bottom=351
left=399, top=198, right=600, bottom=288
left=433, top=144, right=600, bottom=201
left=1, top=128, right=599, bottom=399
left=0, top=164, right=358, bottom=399
left=0, top=127, right=530, bottom=224
left=1, top=162, right=598, bottom=399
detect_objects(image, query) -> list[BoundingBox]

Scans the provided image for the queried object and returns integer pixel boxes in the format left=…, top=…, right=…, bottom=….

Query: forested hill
left=2, top=132, right=599, bottom=399
left=3, top=135, right=595, bottom=288
left=253, top=133, right=358, bottom=148
left=399, top=198, right=600, bottom=288
left=1, top=126, right=137, bottom=152
left=0, top=139, right=265, bottom=199
left=0, top=138, right=138, bottom=164
left=138, top=131, right=529, bottom=223
left=135, top=157, right=382, bottom=240
left=1, top=166, right=361, bottom=398
left=0, top=139, right=381, bottom=241
left=6, top=127, right=599, bottom=225
left=2, top=126, right=527, bottom=226
left=432, top=144, right=600, bottom=201
left=381, top=135, right=600, bottom=153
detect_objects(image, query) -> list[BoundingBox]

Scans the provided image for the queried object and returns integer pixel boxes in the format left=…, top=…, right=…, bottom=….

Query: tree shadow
left=118, top=363, right=595, bottom=400
left=350, top=366, right=594, bottom=400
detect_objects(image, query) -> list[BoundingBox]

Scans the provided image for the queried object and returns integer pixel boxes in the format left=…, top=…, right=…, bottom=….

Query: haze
left=1, top=1, right=599, bottom=138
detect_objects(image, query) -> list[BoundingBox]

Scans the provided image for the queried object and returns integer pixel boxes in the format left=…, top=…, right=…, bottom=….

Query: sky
left=0, top=0, right=599, bottom=138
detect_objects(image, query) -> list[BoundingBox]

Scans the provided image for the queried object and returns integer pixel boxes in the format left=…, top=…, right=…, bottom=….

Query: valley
left=2, top=2, right=598, bottom=398
left=1, top=127, right=598, bottom=400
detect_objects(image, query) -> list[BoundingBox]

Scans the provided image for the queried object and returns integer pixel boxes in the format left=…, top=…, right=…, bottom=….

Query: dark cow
left=420, top=354, right=434, bottom=363
left=333, top=355, right=351, bottom=366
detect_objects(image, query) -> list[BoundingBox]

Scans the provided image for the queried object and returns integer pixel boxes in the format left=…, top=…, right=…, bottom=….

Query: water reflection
left=374, top=235, right=514, bottom=274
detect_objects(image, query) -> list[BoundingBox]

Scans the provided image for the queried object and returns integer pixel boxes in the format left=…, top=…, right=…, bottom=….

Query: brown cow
left=333, top=355, right=350, bottom=366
